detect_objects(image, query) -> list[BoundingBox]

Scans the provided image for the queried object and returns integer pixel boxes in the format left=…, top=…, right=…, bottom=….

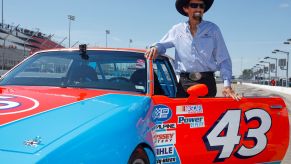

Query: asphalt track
left=216, top=83, right=291, bottom=163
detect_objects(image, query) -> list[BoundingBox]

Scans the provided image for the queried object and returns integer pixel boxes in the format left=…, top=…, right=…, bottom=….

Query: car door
left=150, top=59, right=289, bottom=164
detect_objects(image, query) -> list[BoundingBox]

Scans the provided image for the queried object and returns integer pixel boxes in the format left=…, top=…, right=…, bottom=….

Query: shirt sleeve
left=213, top=25, right=232, bottom=87
left=152, top=27, right=176, bottom=55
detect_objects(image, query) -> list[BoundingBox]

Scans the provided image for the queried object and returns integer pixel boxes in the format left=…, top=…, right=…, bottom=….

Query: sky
left=3, top=0, right=291, bottom=77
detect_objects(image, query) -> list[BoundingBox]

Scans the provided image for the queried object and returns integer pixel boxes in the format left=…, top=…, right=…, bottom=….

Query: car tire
left=128, top=146, right=150, bottom=164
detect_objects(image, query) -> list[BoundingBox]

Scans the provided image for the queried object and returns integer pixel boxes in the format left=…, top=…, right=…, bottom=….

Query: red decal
left=0, top=95, right=39, bottom=115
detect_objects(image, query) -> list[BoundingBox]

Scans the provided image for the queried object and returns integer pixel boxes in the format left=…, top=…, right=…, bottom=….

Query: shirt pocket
left=197, top=36, right=215, bottom=56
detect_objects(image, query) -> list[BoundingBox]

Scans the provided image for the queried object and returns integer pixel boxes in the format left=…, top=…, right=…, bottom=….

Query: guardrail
left=243, top=83, right=291, bottom=95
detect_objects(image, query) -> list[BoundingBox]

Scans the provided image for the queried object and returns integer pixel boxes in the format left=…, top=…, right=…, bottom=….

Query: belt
left=180, top=72, right=214, bottom=81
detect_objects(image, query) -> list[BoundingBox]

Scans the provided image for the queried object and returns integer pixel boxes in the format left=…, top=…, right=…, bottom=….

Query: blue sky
left=3, top=0, right=291, bottom=77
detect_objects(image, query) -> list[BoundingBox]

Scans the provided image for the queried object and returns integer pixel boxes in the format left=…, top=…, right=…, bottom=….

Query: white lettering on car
left=203, top=109, right=271, bottom=162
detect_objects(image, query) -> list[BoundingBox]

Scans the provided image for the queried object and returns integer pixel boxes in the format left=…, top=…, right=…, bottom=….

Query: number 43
left=203, top=109, right=271, bottom=162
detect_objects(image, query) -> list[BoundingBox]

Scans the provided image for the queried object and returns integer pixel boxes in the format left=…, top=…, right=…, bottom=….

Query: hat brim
left=176, top=0, right=214, bottom=16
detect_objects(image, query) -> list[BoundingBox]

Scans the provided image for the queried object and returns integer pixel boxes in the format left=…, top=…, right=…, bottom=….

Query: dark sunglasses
left=189, top=3, right=206, bottom=9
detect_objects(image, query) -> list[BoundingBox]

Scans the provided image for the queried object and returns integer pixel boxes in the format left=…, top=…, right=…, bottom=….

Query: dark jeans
left=176, top=73, right=217, bottom=98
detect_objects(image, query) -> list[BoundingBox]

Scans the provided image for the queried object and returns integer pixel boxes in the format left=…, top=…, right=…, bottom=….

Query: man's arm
left=213, top=25, right=241, bottom=101
left=145, top=27, right=176, bottom=59
left=219, top=59, right=241, bottom=101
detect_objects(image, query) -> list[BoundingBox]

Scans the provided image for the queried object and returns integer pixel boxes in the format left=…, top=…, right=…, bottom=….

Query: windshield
left=0, top=50, right=147, bottom=93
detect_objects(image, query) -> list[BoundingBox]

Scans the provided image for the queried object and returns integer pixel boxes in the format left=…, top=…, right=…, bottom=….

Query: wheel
left=128, top=146, right=150, bottom=164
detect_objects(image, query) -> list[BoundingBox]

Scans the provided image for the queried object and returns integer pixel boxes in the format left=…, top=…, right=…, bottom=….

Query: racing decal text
left=177, top=116, right=205, bottom=128
left=152, top=123, right=176, bottom=131
left=156, top=157, right=176, bottom=164
left=203, top=109, right=272, bottom=162
left=176, top=105, right=203, bottom=115
left=152, top=130, right=176, bottom=146
left=155, top=146, right=174, bottom=157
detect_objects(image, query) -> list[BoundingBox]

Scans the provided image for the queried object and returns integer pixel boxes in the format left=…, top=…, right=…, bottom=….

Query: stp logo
left=0, top=95, right=39, bottom=115
left=152, top=105, right=172, bottom=123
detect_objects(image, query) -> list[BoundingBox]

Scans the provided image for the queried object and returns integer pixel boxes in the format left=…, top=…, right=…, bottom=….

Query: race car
left=0, top=45, right=289, bottom=163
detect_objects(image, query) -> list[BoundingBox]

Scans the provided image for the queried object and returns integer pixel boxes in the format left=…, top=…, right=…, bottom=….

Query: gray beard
left=192, top=13, right=202, bottom=22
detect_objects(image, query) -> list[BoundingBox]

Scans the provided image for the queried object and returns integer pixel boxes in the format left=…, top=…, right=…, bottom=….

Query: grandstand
left=0, top=23, right=64, bottom=70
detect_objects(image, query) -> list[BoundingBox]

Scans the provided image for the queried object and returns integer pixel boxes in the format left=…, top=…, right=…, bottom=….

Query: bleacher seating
left=0, top=23, right=65, bottom=69
left=0, top=23, right=64, bottom=52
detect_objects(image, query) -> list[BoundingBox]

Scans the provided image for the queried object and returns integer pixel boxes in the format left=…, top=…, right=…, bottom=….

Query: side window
left=94, top=61, right=147, bottom=93
left=154, top=59, right=177, bottom=97
left=161, top=64, right=172, bottom=82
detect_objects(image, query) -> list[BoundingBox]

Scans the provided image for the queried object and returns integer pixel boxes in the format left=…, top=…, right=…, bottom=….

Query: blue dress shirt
left=154, top=20, right=232, bottom=87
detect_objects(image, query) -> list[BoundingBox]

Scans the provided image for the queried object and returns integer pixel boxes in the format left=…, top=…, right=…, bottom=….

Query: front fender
left=39, top=96, right=152, bottom=163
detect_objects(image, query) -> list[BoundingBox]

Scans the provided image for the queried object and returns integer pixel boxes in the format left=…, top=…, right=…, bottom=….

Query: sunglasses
left=189, top=3, right=206, bottom=9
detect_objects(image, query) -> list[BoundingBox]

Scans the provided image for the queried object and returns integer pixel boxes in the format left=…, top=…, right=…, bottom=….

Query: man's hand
left=145, top=47, right=158, bottom=59
left=222, top=86, right=241, bottom=101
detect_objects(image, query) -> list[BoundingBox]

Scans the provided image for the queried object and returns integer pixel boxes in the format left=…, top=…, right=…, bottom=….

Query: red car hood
left=0, top=86, right=132, bottom=126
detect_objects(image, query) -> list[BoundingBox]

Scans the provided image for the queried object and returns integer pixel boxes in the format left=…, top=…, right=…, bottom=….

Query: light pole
left=68, top=15, right=75, bottom=48
left=264, top=56, right=278, bottom=79
left=256, top=64, right=266, bottom=84
left=253, top=65, right=262, bottom=84
left=1, top=0, right=3, bottom=27
left=254, top=65, right=263, bottom=84
left=283, top=39, right=291, bottom=87
left=105, top=30, right=110, bottom=48
left=273, top=49, right=289, bottom=87
left=260, top=61, right=271, bottom=85
left=251, top=66, right=258, bottom=83
left=129, top=39, right=133, bottom=48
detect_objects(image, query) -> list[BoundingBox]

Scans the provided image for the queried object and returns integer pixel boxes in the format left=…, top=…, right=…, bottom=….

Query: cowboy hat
left=175, top=0, right=214, bottom=16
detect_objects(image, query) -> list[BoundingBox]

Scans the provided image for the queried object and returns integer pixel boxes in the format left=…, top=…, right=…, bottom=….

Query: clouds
left=279, top=2, right=290, bottom=8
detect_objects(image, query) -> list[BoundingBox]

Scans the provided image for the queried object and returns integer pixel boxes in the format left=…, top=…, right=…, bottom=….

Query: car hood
left=0, top=86, right=148, bottom=154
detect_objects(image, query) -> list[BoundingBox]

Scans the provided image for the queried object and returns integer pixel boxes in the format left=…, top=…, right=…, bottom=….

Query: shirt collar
left=185, top=20, right=205, bottom=35
left=186, top=20, right=205, bottom=28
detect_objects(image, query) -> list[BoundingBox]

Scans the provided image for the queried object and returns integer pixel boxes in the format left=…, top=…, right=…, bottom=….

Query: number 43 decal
left=203, top=109, right=271, bottom=162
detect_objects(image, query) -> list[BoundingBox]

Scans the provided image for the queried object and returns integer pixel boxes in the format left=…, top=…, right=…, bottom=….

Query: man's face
left=183, top=0, right=205, bottom=21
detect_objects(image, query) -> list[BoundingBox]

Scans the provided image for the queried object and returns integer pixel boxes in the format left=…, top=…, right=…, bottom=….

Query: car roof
left=34, top=47, right=147, bottom=54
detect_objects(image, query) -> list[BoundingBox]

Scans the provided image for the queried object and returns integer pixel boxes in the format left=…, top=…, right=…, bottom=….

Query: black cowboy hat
left=175, top=0, right=214, bottom=16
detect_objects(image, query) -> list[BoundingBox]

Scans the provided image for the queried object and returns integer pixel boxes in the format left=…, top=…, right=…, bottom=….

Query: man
left=145, top=0, right=240, bottom=100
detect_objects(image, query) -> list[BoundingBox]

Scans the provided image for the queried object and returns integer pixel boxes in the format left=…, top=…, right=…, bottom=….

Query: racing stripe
left=0, top=86, right=140, bottom=126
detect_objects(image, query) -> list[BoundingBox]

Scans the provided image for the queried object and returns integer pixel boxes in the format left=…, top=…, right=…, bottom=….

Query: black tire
left=128, top=146, right=150, bottom=164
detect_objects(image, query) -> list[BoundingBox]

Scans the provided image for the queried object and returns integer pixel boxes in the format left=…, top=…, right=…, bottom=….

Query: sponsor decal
left=152, top=105, right=172, bottom=123
left=156, top=157, right=177, bottom=164
left=203, top=109, right=272, bottom=162
left=178, top=116, right=205, bottom=128
left=152, top=130, right=176, bottom=146
left=136, top=59, right=145, bottom=68
left=24, top=136, right=42, bottom=147
left=152, top=123, right=176, bottom=131
left=155, top=146, right=174, bottom=157
left=0, top=95, right=39, bottom=115
left=176, top=104, right=203, bottom=115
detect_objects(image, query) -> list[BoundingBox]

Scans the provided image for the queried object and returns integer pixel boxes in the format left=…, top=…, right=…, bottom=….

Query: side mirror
left=186, top=84, right=208, bottom=103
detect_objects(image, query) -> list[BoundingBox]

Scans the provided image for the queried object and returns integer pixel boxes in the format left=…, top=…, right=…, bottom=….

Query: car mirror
left=186, top=84, right=208, bottom=103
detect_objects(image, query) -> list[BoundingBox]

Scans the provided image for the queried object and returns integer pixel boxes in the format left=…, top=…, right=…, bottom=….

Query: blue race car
left=0, top=45, right=289, bottom=164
